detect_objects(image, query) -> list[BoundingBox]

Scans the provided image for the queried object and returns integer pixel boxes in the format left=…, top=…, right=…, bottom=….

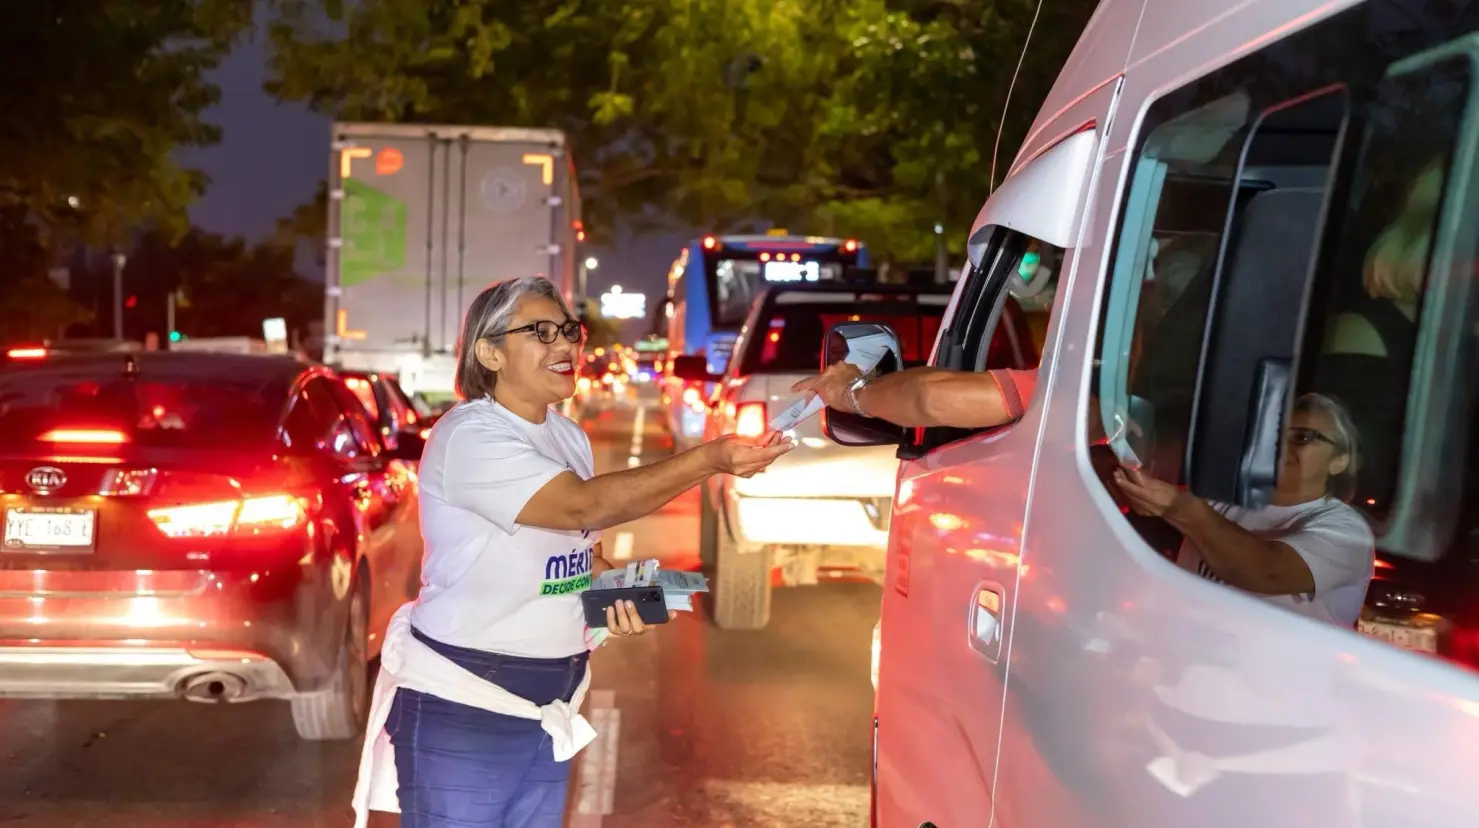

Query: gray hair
left=454, top=276, right=576, bottom=400
left=1294, top=392, right=1360, bottom=502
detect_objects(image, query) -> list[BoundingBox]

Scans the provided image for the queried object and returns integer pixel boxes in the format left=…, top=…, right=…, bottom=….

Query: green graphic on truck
left=341, top=178, right=408, bottom=286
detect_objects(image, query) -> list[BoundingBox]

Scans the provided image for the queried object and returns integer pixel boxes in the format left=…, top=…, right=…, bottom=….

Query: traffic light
left=124, top=295, right=138, bottom=309
left=168, top=330, right=183, bottom=343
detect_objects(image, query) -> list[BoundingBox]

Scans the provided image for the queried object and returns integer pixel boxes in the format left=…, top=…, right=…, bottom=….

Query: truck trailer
left=323, top=123, right=582, bottom=402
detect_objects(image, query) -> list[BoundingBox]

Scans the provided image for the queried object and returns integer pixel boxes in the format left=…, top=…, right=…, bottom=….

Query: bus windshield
left=712, top=257, right=851, bottom=327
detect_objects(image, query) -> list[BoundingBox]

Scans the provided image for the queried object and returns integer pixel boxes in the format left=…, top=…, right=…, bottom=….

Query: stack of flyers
left=590, top=558, right=711, bottom=613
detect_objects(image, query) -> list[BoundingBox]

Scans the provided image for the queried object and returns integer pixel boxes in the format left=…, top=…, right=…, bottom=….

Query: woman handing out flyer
left=352, top=276, right=791, bottom=828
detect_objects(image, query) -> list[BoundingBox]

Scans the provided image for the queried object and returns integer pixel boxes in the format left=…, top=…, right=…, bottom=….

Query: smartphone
left=581, top=586, right=670, bottom=627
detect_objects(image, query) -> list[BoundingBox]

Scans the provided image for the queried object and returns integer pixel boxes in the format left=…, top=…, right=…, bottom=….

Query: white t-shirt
left=1175, top=497, right=1374, bottom=627
left=410, top=397, right=598, bottom=658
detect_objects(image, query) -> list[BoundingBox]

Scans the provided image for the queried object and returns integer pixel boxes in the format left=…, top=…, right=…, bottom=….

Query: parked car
left=0, top=349, right=424, bottom=740
left=823, top=0, right=1479, bottom=826
left=335, top=368, right=429, bottom=456
left=673, top=283, right=955, bottom=629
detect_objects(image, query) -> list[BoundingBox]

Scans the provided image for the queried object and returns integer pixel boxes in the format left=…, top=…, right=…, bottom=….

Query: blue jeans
left=387, top=629, right=589, bottom=828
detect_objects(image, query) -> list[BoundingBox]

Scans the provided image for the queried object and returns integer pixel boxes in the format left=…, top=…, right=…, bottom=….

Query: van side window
left=1298, top=49, right=1475, bottom=659
left=1087, top=7, right=1479, bottom=667
left=916, top=229, right=1063, bottom=449
left=1089, top=86, right=1347, bottom=556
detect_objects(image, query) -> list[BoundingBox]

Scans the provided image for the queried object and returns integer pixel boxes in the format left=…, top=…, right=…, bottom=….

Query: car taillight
left=6, top=346, right=47, bottom=359
left=735, top=402, right=767, bottom=438
left=148, top=494, right=307, bottom=539
left=39, top=428, right=128, bottom=444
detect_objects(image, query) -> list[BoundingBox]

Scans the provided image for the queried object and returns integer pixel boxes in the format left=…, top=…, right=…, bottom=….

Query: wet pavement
left=0, top=395, right=878, bottom=827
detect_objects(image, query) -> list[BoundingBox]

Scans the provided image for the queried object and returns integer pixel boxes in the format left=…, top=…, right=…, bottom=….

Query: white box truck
left=323, top=123, right=583, bottom=403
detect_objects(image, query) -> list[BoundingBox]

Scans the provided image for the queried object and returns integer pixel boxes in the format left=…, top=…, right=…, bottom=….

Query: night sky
left=179, top=21, right=680, bottom=310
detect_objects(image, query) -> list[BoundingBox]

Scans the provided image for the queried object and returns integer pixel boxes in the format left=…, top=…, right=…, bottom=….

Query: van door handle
left=969, top=582, right=1004, bottom=660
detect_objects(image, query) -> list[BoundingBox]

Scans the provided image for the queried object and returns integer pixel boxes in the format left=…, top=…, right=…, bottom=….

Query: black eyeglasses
left=491, top=319, right=585, bottom=345
left=1287, top=426, right=1339, bottom=449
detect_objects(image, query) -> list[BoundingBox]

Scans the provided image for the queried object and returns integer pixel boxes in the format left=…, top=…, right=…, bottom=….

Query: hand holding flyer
left=767, top=330, right=903, bottom=432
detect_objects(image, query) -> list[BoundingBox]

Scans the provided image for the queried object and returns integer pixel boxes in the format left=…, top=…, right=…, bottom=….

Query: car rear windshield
left=738, top=297, right=946, bottom=375
left=0, top=367, right=284, bottom=451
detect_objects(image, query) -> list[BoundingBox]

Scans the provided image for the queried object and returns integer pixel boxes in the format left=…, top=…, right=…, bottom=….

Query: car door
left=876, top=81, right=1119, bottom=828
left=312, top=377, right=417, bottom=643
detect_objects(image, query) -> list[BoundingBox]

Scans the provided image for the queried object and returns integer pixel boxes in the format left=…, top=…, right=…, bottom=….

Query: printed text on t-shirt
left=541, top=545, right=593, bottom=596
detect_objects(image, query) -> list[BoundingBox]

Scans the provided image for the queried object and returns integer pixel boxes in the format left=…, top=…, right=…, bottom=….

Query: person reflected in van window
left=1113, top=393, right=1375, bottom=628
left=1322, top=157, right=1444, bottom=511
left=792, top=358, right=1035, bottom=429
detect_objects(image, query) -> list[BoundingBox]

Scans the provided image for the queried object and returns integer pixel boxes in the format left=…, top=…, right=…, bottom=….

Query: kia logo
left=24, top=466, right=66, bottom=494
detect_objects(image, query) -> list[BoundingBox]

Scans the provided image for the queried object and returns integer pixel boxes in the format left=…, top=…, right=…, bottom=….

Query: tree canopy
left=264, top=0, right=1099, bottom=263
left=0, top=0, right=251, bottom=340
left=0, top=0, right=250, bottom=246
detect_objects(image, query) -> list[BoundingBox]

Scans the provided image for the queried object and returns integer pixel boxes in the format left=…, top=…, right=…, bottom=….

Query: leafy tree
left=263, top=0, right=1098, bottom=265
left=0, top=0, right=251, bottom=247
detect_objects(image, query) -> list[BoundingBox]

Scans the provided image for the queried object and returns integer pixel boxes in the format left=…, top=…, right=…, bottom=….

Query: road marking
left=611, top=531, right=634, bottom=561
left=626, top=403, right=645, bottom=468
left=571, top=689, right=620, bottom=826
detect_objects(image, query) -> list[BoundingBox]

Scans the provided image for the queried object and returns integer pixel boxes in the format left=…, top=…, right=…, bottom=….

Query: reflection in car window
left=0, top=370, right=284, bottom=449
left=738, top=299, right=946, bottom=375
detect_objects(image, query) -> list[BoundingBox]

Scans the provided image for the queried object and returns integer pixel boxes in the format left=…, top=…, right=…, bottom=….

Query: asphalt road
left=0, top=393, right=879, bottom=827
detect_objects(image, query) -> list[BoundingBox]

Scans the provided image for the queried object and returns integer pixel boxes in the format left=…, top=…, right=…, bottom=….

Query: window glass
left=342, top=375, right=380, bottom=423
left=738, top=297, right=947, bottom=375
left=1309, top=56, right=1470, bottom=526
left=325, top=380, right=383, bottom=457
left=1085, top=8, right=1479, bottom=670
left=0, top=366, right=286, bottom=450
left=938, top=231, right=1063, bottom=376
left=1093, top=89, right=1345, bottom=495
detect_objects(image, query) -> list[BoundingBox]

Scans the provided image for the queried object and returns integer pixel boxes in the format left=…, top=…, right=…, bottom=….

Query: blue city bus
left=661, top=232, right=869, bottom=445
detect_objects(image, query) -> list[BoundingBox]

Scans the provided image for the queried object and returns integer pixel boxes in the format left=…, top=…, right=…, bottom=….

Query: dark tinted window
left=324, top=380, right=382, bottom=457
left=737, top=297, right=946, bottom=375
left=0, top=364, right=284, bottom=450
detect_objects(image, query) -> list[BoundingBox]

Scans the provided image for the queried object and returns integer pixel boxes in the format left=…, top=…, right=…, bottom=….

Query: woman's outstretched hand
left=702, top=432, right=794, bottom=478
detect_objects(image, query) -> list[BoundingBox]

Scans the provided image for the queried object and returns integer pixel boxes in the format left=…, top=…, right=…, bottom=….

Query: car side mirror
left=818, top=323, right=909, bottom=447
left=670, top=355, right=721, bottom=383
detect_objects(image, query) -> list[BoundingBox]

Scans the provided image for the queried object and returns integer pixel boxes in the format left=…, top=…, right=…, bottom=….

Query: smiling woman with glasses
left=1114, top=393, right=1375, bottom=629
left=351, top=275, right=793, bottom=828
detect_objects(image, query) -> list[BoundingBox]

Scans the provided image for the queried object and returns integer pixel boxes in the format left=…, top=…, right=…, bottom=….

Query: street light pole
left=111, top=250, right=127, bottom=340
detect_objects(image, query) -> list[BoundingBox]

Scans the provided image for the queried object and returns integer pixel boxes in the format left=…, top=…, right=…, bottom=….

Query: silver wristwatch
left=844, top=369, right=874, bottom=416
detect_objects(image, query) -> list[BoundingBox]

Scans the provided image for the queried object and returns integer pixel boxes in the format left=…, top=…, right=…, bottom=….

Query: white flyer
left=766, top=331, right=901, bottom=431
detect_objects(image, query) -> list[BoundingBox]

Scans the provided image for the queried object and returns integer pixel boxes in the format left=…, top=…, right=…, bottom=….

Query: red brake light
left=735, top=402, right=767, bottom=438
left=702, top=235, right=718, bottom=250
left=844, top=239, right=859, bottom=253
left=344, top=377, right=368, bottom=389
left=6, top=347, right=48, bottom=359
left=39, top=428, right=128, bottom=444
left=148, top=494, right=307, bottom=538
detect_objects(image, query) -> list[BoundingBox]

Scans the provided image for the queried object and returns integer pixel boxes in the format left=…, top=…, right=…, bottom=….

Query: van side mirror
left=670, top=355, right=721, bottom=383
left=818, top=323, right=909, bottom=447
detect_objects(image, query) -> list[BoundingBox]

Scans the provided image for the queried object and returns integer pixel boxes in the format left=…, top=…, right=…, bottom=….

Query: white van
left=828, top=0, right=1479, bottom=825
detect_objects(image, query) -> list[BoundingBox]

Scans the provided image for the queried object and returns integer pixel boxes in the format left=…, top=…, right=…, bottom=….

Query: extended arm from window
left=793, top=362, right=1033, bottom=429
left=1114, top=468, right=1316, bottom=595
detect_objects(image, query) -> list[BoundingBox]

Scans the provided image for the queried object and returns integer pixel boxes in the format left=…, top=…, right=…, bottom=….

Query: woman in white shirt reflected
left=357, top=276, right=792, bottom=828
left=1113, top=393, right=1375, bottom=628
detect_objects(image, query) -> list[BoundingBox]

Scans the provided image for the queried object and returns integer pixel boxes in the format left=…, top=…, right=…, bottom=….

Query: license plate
left=1358, top=618, right=1438, bottom=654
left=2, top=508, right=97, bottom=552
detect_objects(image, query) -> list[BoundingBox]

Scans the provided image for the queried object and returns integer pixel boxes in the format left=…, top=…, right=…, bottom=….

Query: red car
left=0, top=348, right=424, bottom=740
